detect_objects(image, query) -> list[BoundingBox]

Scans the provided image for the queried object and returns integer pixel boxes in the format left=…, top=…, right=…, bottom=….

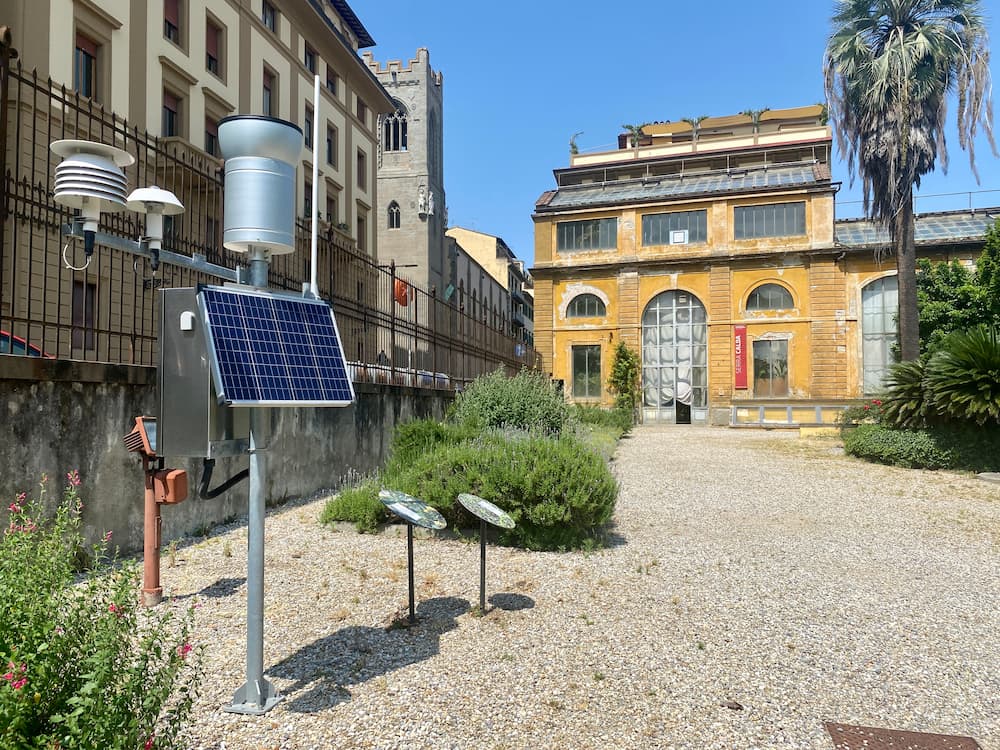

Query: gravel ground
left=168, top=426, right=1000, bottom=750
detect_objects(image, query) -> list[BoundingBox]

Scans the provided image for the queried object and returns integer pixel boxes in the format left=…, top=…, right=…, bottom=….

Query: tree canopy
left=824, top=0, right=996, bottom=360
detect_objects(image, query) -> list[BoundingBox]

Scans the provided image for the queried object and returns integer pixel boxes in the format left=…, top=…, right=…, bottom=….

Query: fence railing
left=0, top=57, right=538, bottom=387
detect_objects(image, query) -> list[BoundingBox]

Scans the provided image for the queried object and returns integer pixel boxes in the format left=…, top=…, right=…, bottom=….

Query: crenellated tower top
left=362, top=48, right=442, bottom=87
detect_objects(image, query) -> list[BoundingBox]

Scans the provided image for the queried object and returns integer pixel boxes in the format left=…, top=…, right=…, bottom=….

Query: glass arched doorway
left=861, top=275, right=898, bottom=393
left=642, top=291, right=708, bottom=423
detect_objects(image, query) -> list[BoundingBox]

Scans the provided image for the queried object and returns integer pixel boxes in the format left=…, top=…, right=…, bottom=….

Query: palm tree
left=681, top=115, right=709, bottom=147
left=823, top=0, right=995, bottom=361
left=621, top=123, right=647, bottom=157
left=741, top=108, right=770, bottom=144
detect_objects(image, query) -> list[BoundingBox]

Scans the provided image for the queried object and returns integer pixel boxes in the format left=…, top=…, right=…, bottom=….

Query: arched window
left=387, top=201, right=401, bottom=229
left=382, top=101, right=408, bottom=152
left=747, top=283, right=793, bottom=311
left=861, top=275, right=898, bottom=393
left=641, top=290, right=708, bottom=423
left=567, top=293, right=606, bottom=318
left=428, top=110, right=441, bottom=181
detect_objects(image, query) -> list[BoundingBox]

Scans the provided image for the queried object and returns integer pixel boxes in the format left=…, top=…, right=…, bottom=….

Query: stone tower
left=362, top=48, right=446, bottom=295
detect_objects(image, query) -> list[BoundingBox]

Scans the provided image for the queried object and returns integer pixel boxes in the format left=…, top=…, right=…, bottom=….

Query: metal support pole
left=389, top=260, right=397, bottom=383
left=479, top=519, right=487, bottom=613
left=227, top=248, right=280, bottom=715
left=407, top=522, right=416, bottom=624
left=141, top=459, right=163, bottom=607
left=0, top=28, right=17, bottom=308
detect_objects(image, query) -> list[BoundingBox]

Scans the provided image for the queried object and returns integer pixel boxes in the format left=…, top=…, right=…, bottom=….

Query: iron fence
left=0, top=56, right=537, bottom=386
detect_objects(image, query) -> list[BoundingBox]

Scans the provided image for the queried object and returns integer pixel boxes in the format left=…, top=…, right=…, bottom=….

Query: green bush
left=880, top=359, right=929, bottom=428
left=607, top=342, right=640, bottom=416
left=843, top=424, right=954, bottom=468
left=0, top=474, right=201, bottom=750
left=924, top=326, right=1000, bottom=426
left=389, top=432, right=618, bottom=551
left=874, top=326, right=1000, bottom=431
left=843, top=423, right=1000, bottom=471
left=573, top=405, right=633, bottom=435
left=323, top=371, right=624, bottom=549
left=448, top=368, right=570, bottom=435
left=386, top=419, right=479, bottom=470
left=319, top=481, right=385, bottom=533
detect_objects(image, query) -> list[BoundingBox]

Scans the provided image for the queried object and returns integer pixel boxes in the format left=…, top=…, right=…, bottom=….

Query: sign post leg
left=407, top=522, right=416, bottom=623
left=479, top=519, right=487, bottom=613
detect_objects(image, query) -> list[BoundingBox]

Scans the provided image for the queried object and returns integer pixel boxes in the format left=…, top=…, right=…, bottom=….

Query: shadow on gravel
left=590, top=518, right=627, bottom=549
left=488, top=593, right=534, bottom=611
left=266, top=596, right=470, bottom=712
left=171, top=576, right=246, bottom=601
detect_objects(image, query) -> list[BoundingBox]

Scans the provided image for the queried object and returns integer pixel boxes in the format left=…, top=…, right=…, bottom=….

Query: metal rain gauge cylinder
left=218, top=115, right=302, bottom=256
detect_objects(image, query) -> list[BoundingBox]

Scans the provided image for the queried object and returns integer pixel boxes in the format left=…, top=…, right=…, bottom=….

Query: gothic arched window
left=382, top=101, right=408, bottom=152
left=387, top=201, right=401, bottom=229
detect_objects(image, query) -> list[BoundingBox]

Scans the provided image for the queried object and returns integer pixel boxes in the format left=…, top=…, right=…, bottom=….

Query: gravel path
left=171, top=426, right=1000, bottom=750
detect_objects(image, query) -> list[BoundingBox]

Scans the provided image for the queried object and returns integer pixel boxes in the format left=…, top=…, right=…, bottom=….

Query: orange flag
left=393, top=278, right=411, bottom=307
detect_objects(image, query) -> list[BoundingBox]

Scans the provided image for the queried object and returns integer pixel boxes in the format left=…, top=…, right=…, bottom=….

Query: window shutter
left=206, top=23, right=219, bottom=57
left=164, top=0, right=179, bottom=25
left=165, top=0, right=180, bottom=25
left=76, top=34, right=99, bottom=56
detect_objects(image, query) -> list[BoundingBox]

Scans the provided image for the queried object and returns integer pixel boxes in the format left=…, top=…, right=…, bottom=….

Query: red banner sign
left=734, top=325, right=748, bottom=389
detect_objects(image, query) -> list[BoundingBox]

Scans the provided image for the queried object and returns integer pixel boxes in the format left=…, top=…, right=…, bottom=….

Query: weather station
left=51, top=76, right=354, bottom=716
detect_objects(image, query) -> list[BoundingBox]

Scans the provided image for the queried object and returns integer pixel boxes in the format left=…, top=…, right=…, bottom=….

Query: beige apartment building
left=446, top=226, right=534, bottom=345
left=2, top=0, right=394, bottom=362
left=5, top=0, right=392, bottom=252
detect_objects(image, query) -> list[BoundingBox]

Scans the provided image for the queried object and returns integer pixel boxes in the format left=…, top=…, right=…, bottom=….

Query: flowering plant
left=0, top=474, right=202, bottom=749
left=837, top=398, right=886, bottom=426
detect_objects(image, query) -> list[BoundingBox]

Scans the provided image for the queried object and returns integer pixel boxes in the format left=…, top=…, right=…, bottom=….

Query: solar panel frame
left=198, top=285, right=355, bottom=407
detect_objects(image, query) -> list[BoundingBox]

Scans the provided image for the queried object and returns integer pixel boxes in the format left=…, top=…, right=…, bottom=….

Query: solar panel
left=198, top=285, right=355, bottom=407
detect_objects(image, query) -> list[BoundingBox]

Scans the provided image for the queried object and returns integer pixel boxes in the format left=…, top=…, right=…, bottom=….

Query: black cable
left=198, top=458, right=249, bottom=500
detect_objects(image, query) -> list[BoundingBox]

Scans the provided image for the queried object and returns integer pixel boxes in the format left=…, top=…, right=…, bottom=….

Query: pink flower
left=8, top=502, right=20, bottom=513
left=15, top=492, right=25, bottom=503
left=10, top=678, right=26, bottom=690
left=1, top=672, right=12, bottom=681
left=863, top=404, right=870, bottom=411
left=144, top=736, right=155, bottom=750
left=102, top=530, right=113, bottom=543
left=108, top=604, right=123, bottom=618
left=873, top=399, right=882, bottom=406
left=67, top=470, right=81, bottom=488
left=176, top=643, right=192, bottom=660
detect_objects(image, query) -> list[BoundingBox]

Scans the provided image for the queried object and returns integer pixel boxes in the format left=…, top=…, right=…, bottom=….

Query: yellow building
left=532, top=106, right=994, bottom=425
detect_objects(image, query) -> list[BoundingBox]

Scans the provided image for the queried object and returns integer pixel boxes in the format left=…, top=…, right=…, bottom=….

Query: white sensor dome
left=51, top=140, right=134, bottom=213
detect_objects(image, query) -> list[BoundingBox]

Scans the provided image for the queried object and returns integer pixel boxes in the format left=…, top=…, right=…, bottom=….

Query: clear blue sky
left=357, top=1, right=1000, bottom=267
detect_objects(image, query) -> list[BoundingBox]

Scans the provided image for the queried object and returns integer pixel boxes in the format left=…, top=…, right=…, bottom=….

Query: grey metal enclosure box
left=158, top=287, right=249, bottom=457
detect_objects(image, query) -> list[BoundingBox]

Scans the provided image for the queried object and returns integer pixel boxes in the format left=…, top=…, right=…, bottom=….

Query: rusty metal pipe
left=141, top=458, right=163, bottom=607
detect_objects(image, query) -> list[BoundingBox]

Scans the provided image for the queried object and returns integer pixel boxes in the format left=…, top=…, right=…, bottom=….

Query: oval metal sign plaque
left=457, top=493, right=515, bottom=529
left=378, top=489, right=446, bottom=530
